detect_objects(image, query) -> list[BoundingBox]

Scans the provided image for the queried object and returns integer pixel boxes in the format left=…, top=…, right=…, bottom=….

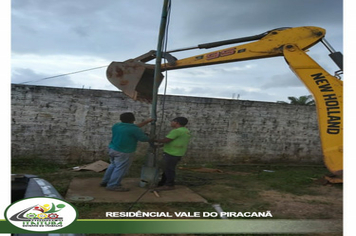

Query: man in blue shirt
left=101, top=112, right=152, bottom=191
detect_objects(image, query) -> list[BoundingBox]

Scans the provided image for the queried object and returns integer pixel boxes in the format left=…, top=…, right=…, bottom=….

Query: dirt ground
left=13, top=160, right=344, bottom=235
left=46, top=165, right=343, bottom=220
left=189, top=172, right=343, bottom=220
left=180, top=167, right=342, bottom=218
left=259, top=187, right=342, bottom=219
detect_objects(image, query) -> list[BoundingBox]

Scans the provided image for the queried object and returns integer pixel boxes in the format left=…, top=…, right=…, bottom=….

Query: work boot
left=106, top=186, right=130, bottom=192
left=99, top=182, right=107, bottom=187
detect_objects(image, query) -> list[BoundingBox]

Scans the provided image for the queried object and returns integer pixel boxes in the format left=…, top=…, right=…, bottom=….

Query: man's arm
left=155, top=137, right=173, bottom=144
left=156, top=128, right=181, bottom=143
left=137, top=118, right=154, bottom=128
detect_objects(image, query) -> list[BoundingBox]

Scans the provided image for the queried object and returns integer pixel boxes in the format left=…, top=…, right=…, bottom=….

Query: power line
left=18, top=65, right=108, bottom=84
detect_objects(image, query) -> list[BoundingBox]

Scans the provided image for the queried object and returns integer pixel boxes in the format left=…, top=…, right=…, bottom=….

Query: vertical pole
left=150, top=0, right=170, bottom=142
left=139, top=0, right=171, bottom=187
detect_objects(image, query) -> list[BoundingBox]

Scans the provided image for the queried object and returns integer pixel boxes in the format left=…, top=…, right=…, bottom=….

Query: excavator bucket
left=106, top=61, right=164, bottom=103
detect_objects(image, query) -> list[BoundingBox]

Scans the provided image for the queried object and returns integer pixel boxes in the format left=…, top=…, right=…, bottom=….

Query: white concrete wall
left=11, top=84, right=323, bottom=165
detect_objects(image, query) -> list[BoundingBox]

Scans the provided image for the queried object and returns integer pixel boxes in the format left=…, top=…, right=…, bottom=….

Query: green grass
left=11, top=156, right=64, bottom=174
left=11, top=157, right=342, bottom=220
left=254, top=166, right=330, bottom=195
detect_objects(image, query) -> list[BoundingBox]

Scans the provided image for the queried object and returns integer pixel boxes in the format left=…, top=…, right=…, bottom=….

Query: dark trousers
left=158, top=153, right=181, bottom=187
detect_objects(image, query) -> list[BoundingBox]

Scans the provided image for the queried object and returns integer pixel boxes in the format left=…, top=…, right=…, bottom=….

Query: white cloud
left=11, top=0, right=343, bottom=102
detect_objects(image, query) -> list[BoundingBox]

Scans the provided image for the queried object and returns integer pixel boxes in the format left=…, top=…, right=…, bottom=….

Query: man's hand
left=155, top=137, right=173, bottom=144
left=153, top=142, right=164, bottom=147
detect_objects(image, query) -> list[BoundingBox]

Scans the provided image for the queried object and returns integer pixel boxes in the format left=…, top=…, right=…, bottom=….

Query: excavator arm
left=106, top=26, right=343, bottom=176
left=283, top=44, right=343, bottom=176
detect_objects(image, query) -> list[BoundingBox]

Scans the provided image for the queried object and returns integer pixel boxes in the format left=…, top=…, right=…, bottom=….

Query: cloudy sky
left=10, top=0, right=344, bottom=103
left=3, top=0, right=355, bottom=224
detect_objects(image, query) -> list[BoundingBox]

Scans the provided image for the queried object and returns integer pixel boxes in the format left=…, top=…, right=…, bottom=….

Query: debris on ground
left=72, top=160, right=109, bottom=172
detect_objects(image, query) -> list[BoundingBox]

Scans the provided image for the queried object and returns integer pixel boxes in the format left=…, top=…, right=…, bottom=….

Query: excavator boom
left=107, top=26, right=326, bottom=101
left=106, top=26, right=343, bottom=176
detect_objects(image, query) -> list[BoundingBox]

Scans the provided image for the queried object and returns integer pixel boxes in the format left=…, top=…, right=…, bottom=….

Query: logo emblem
left=5, top=197, right=77, bottom=232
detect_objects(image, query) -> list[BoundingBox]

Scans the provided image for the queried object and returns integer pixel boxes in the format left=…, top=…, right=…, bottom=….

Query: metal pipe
left=166, top=27, right=291, bottom=53
left=139, top=1, right=171, bottom=188
left=150, top=0, right=170, bottom=138
left=321, top=38, right=343, bottom=71
left=212, top=204, right=228, bottom=219
left=166, top=46, right=199, bottom=53
left=321, top=38, right=337, bottom=53
left=165, top=32, right=267, bottom=53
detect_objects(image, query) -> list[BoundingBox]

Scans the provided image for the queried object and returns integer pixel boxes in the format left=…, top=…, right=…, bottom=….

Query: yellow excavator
left=106, top=26, right=343, bottom=179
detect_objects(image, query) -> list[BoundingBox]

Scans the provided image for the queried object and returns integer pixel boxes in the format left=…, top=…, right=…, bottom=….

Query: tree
left=277, top=95, right=315, bottom=105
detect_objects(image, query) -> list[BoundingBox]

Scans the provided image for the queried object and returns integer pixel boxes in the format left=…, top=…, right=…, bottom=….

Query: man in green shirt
left=101, top=112, right=152, bottom=192
left=155, top=117, right=191, bottom=191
